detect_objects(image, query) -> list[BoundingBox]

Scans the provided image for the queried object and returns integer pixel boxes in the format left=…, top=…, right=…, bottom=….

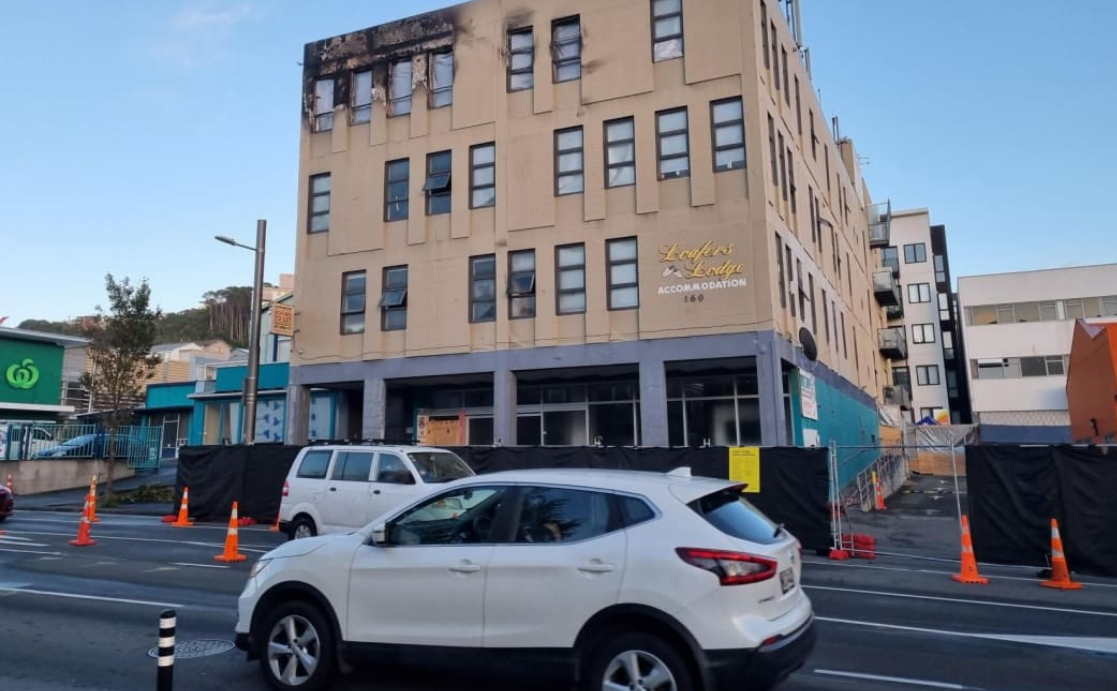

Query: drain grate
left=147, top=639, right=236, bottom=659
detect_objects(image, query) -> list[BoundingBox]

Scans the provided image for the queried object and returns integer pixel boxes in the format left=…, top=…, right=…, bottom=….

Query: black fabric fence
left=174, top=445, right=831, bottom=550
left=966, top=445, right=1117, bottom=577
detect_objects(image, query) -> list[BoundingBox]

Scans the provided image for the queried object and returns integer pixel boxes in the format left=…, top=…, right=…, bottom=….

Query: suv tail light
left=282, top=480, right=290, bottom=498
left=676, top=548, right=778, bottom=586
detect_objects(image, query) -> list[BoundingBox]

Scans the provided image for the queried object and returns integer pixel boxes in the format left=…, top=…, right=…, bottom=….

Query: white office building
left=957, top=263, right=1117, bottom=441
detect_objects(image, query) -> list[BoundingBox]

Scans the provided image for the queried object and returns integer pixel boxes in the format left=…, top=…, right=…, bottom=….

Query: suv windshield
left=689, top=487, right=782, bottom=545
left=408, top=452, right=474, bottom=483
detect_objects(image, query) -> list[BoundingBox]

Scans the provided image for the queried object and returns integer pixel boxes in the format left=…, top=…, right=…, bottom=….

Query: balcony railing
left=868, top=200, right=891, bottom=248
left=881, top=252, right=900, bottom=278
left=886, top=303, right=905, bottom=321
left=873, top=268, right=901, bottom=307
left=879, top=326, right=908, bottom=360
left=882, top=384, right=912, bottom=409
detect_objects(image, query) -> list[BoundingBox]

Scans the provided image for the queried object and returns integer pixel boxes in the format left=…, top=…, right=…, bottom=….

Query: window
left=912, top=323, right=935, bottom=344
left=341, top=271, right=366, bottom=334
left=810, top=110, right=817, bottom=160
left=351, top=70, right=373, bottom=124
left=908, top=283, right=931, bottom=304
left=508, top=250, right=536, bottom=319
left=840, top=311, right=847, bottom=357
left=919, top=407, right=938, bottom=421
left=470, top=143, right=496, bottom=208
left=331, top=451, right=374, bottom=482
left=508, top=28, right=534, bottom=91
left=781, top=47, right=789, bottom=104
left=552, top=17, right=582, bottom=82
left=424, top=151, right=452, bottom=215
left=390, top=486, right=508, bottom=545
left=794, top=76, right=802, bottom=134
left=788, top=148, right=797, bottom=214
left=770, top=22, right=779, bottom=90
left=1104, top=295, right=1117, bottom=316
left=595, top=119, right=637, bottom=190
left=808, top=274, right=817, bottom=333
left=313, top=77, right=335, bottom=132
left=892, top=366, right=910, bottom=388
left=711, top=98, right=745, bottom=171
left=778, top=132, right=788, bottom=201
left=470, top=255, right=497, bottom=323
left=384, top=159, right=409, bottom=221
left=942, top=329, right=954, bottom=358
left=934, top=254, right=946, bottom=283
left=389, top=59, right=412, bottom=116
left=904, top=243, right=927, bottom=264
left=607, top=237, right=639, bottom=310
left=767, top=115, right=778, bottom=186
left=775, top=233, right=786, bottom=309
left=619, top=496, right=656, bottom=527
left=786, top=246, right=795, bottom=317
left=916, top=365, right=941, bottom=386
left=821, top=288, right=829, bottom=341
left=429, top=51, right=454, bottom=107
left=939, top=292, right=951, bottom=321
left=380, top=266, right=408, bottom=331
left=796, top=259, right=806, bottom=319
left=1038, top=301, right=1059, bottom=321
left=691, top=487, right=781, bottom=545
left=515, top=487, right=614, bottom=543
left=657, top=108, right=690, bottom=179
left=376, top=455, right=415, bottom=485
left=809, top=186, right=817, bottom=245
left=552, top=127, right=585, bottom=196
left=308, top=173, right=331, bottom=233
left=761, top=1, right=770, bottom=69
left=296, top=450, right=331, bottom=479
left=651, top=0, right=683, bottom=61
left=556, top=243, right=586, bottom=314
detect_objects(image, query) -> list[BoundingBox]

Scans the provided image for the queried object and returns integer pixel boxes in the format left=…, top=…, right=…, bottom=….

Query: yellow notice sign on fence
left=728, top=447, right=761, bottom=493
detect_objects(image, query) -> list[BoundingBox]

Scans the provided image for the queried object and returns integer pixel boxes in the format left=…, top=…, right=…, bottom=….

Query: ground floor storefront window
left=515, top=380, right=640, bottom=446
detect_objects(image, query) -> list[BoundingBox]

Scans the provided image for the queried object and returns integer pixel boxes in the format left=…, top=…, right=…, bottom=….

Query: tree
left=78, top=274, right=162, bottom=496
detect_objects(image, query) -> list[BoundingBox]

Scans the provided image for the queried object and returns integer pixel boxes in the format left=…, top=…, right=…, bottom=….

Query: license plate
left=779, top=567, right=795, bottom=594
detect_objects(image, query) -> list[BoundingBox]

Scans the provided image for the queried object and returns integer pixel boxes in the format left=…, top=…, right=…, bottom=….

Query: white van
left=278, top=444, right=476, bottom=539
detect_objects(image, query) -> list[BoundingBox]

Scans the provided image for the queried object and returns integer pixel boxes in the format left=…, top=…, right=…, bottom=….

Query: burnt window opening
left=508, top=28, right=534, bottom=91
left=390, top=59, right=412, bottom=116
left=308, top=173, right=331, bottom=233
left=424, top=151, right=452, bottom=215
left=508, top=250, right=537, bottom=319
left=314, top=78, right=335, bottom=132
left=652, top=0, right=683, bottom=61
left=711, top=98, right=745, bottom=171
left=605, top=117, right=636, bottom=188
left=552, top=17, right=582, bottom=83
left=470, top=143, right=496, bottom=209
left=429, top=51, right=454, bottom=108
left=656, top=107, right=690, bottom=179
left=380, top=266, right=408, bottom=331
left=341, top=271, right=366, bottom=335
left=385, top=159, right=409, bottom=222
left=555, top=127, right=584, bottom=196
left=352, top=70, right=373, bottom=125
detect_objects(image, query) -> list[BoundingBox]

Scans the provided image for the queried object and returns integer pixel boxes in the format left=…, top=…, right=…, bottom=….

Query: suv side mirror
left=371, top=523, right=388, bottom=546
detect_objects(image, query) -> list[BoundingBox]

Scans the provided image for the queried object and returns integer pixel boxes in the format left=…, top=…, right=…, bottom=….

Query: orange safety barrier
left=951, top=515, right=987, bottom=585
left=215, top=501, right=247, bottom=563
left=1041, top=518, right=1083, bottom=590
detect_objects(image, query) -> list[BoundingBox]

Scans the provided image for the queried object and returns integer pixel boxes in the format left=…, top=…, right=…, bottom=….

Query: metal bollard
left=157, top=608, right=176, bottom=691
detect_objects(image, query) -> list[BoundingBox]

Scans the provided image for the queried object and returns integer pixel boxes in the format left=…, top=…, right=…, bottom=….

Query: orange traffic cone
left=873, top=470, right=887, bottom=511
left=1041, top=518, right=1082, bottom=590
left=6, top=474, right=13, bottom=494
left=952, top=515, right=987, bottom=585
left=269, top=511, right=281, bottom=532
left=215, top=502, right=247, bottom=563
left=69, top=498, right=98, bottom=547
left=171, top=487, right=194, bottom=528
left=88, top=476, right=101, bottom=523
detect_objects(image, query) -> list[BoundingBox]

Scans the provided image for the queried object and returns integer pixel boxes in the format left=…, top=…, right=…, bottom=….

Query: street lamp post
left=215, top=220, right=267, bottom=446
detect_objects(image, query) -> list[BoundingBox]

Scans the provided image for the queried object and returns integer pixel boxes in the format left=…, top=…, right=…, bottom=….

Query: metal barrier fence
left=0, top=422, right=162, bottom=469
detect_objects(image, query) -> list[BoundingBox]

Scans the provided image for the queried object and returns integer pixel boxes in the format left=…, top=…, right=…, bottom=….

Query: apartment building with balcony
left=285, top=0, right=889, bottom=449
left=958, top=262, right=1117, bottom=442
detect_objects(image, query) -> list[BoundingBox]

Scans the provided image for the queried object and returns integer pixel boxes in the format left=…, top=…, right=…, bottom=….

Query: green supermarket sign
left=5, top=358, right=40, bottom=390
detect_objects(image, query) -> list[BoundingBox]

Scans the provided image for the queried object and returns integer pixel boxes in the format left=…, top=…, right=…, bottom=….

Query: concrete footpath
left=12, top=459, right=177, bottom=516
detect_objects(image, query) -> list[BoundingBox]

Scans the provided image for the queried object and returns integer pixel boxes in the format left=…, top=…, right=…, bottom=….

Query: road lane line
left=172, top=562, right=229, bottom=569
left=816, top=616, right=1117, bottom=655
left=0, top=540, right=50, bottom=547
left=805, top=584, right=1117, bottom=618
left=814, top=669, right=967, bottom=689
left=0, top=586, right=183, bottom=608
left=5, top=530, right=271, bottom=552
left=0, top=547, right=62, bottom=556
left=805, top=559, right=1117, bottom=589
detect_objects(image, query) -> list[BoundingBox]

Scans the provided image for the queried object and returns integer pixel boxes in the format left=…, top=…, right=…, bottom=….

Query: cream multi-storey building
left=284, top=0, right=892, bottom=450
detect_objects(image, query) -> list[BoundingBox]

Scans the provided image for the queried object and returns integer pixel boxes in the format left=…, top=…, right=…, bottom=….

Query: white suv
left=278, top=444, right=475, bottom=540
left=236, top=467, right=815, bottom=691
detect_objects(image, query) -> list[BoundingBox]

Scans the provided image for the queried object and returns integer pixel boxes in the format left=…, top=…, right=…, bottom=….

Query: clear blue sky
left=1, top=0, right=1113, bottom=326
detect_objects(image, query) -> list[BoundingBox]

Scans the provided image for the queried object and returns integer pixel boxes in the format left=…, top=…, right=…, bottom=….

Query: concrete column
left=362, top=377, right=387, bottom=442
left=284, top=385, right=311, bottom=445
left=638, top=358, right=669, bottom=447
left=758, top=347, right=788, bottom=446
left=493, top=369, right=517, bottom=445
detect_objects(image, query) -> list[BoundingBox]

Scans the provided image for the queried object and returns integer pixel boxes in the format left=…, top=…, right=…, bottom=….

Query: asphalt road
left=2, top=510, right=1116, bottom=691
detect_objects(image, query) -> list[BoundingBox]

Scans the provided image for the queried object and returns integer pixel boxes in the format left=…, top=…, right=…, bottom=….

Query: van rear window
left=688, top=488, right=781, bottom=545
left=296, top=450, right=332, bottom=479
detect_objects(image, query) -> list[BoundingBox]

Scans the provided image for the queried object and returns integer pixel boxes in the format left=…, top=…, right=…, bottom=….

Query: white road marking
left=0, top=586, right=183, bottom=608
left=145, top=566, right=179, bottom=573
left=805, top=558, right=1117, bottom=589
left=805, top=584, right=1117, bottom=618
left=0, top=547, right=62, bottom=556
left=0, top=539, right=50, bottom=547
left=0, top=535, right=35, bottom=541
left=814, top=669, right=966, bottom=689
left=5, top=530, right=271, bottom=552
left=172, top=562, right=229, bottom=569
left=817, top=616, right=1117, bottom=655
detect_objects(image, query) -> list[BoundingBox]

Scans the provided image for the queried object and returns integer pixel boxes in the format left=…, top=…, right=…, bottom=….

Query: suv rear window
left=408, top=452, right=474, bottom=483
left=296, top=450, right=332, bottom=479
left=689, top=488, right=781, bottom=545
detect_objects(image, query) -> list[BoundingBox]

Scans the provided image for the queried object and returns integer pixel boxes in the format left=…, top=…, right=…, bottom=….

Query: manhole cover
left=147, top=639, right=236, bottom=659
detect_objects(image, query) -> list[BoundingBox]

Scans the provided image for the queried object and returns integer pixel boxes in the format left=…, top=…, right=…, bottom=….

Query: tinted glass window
left=619, top=495, right=656, bottom=527
left=332, top=451, right=374, bottom=482
left=689, top=488, right=781, bottom=544
left=408, top=452, right=474, bottom=483
left=515, top=487, right=614, bottom=543
left=296, top=450, right=332, bottom=479
left=391, top=486, right=509, bottom=545
left=375, top=455, right=414, bottom=485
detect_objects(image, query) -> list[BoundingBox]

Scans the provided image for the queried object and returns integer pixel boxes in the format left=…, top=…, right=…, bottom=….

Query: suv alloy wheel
left=258, top=600, right=338, bottom=691
left=585, top=632, right=695, bottom=691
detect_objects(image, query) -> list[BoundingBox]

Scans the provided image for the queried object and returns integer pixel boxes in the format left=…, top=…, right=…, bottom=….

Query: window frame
left=651, top=0, right=684, bottom=62
left=424, top=150, right=452, bottom=216
left=428, top=50, right=454, bottom=108
left=351, top=70, right=373, bottom=125
left=907, top=283, right=931, bottom=304
left=551, top=16, right=582, bottom=83
left=604, top=117, right=637, bottom=188
left=508, top=27, right=535, bottom=92
left=379, top=265, right=408, bottom=332
left=606, top=237, right=640, bottom=311
left=508, top=249, right=537, bottom=320
left=389, top=59, right=413, bottom=117
left=384, top=159, right=409, bottom=222
left=710, top=97, right=745, bottom=172
left=912, top=323, right=936, bottom=344
left=470, top=143, right=496, bottom=209
left=308, top=173, right=331, bottom=234
left=556, top=243, right=587, bottom=315
left=385, top=485, right=513, bottom=546
left=903, top=242, right=928, bottom=264
left=656, top=107, right=690, bottom=179
left=313, top=77, right=335, bottom=132
left=512, top=486, right=622, bottom=544
left=340, top=270, right=367, bottom=335
left=916, top=365, right=941, bottom=387
left=554, top=126, right=585, bottom=196
left=469, top=254, right=498, bottom=324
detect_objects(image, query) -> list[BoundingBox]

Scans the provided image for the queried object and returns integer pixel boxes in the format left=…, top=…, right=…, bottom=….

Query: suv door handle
left=449, top=562, right=482, bottom=574
left=329, top=487, right=337, bottom=492
left=372, top=489, right=381, bottom=495
left=578, top=562, right=616, bottom=574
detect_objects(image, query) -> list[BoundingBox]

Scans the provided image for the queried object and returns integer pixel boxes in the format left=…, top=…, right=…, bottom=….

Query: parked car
left=0, top=422, right=56, bottom=458
left=31, top=432, right=150, bottom=462
left=0, top=484, right=12, bottom=521
left=278, top=444, right=476, bottom=540
left=236, top=467, right=815, bottom=691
